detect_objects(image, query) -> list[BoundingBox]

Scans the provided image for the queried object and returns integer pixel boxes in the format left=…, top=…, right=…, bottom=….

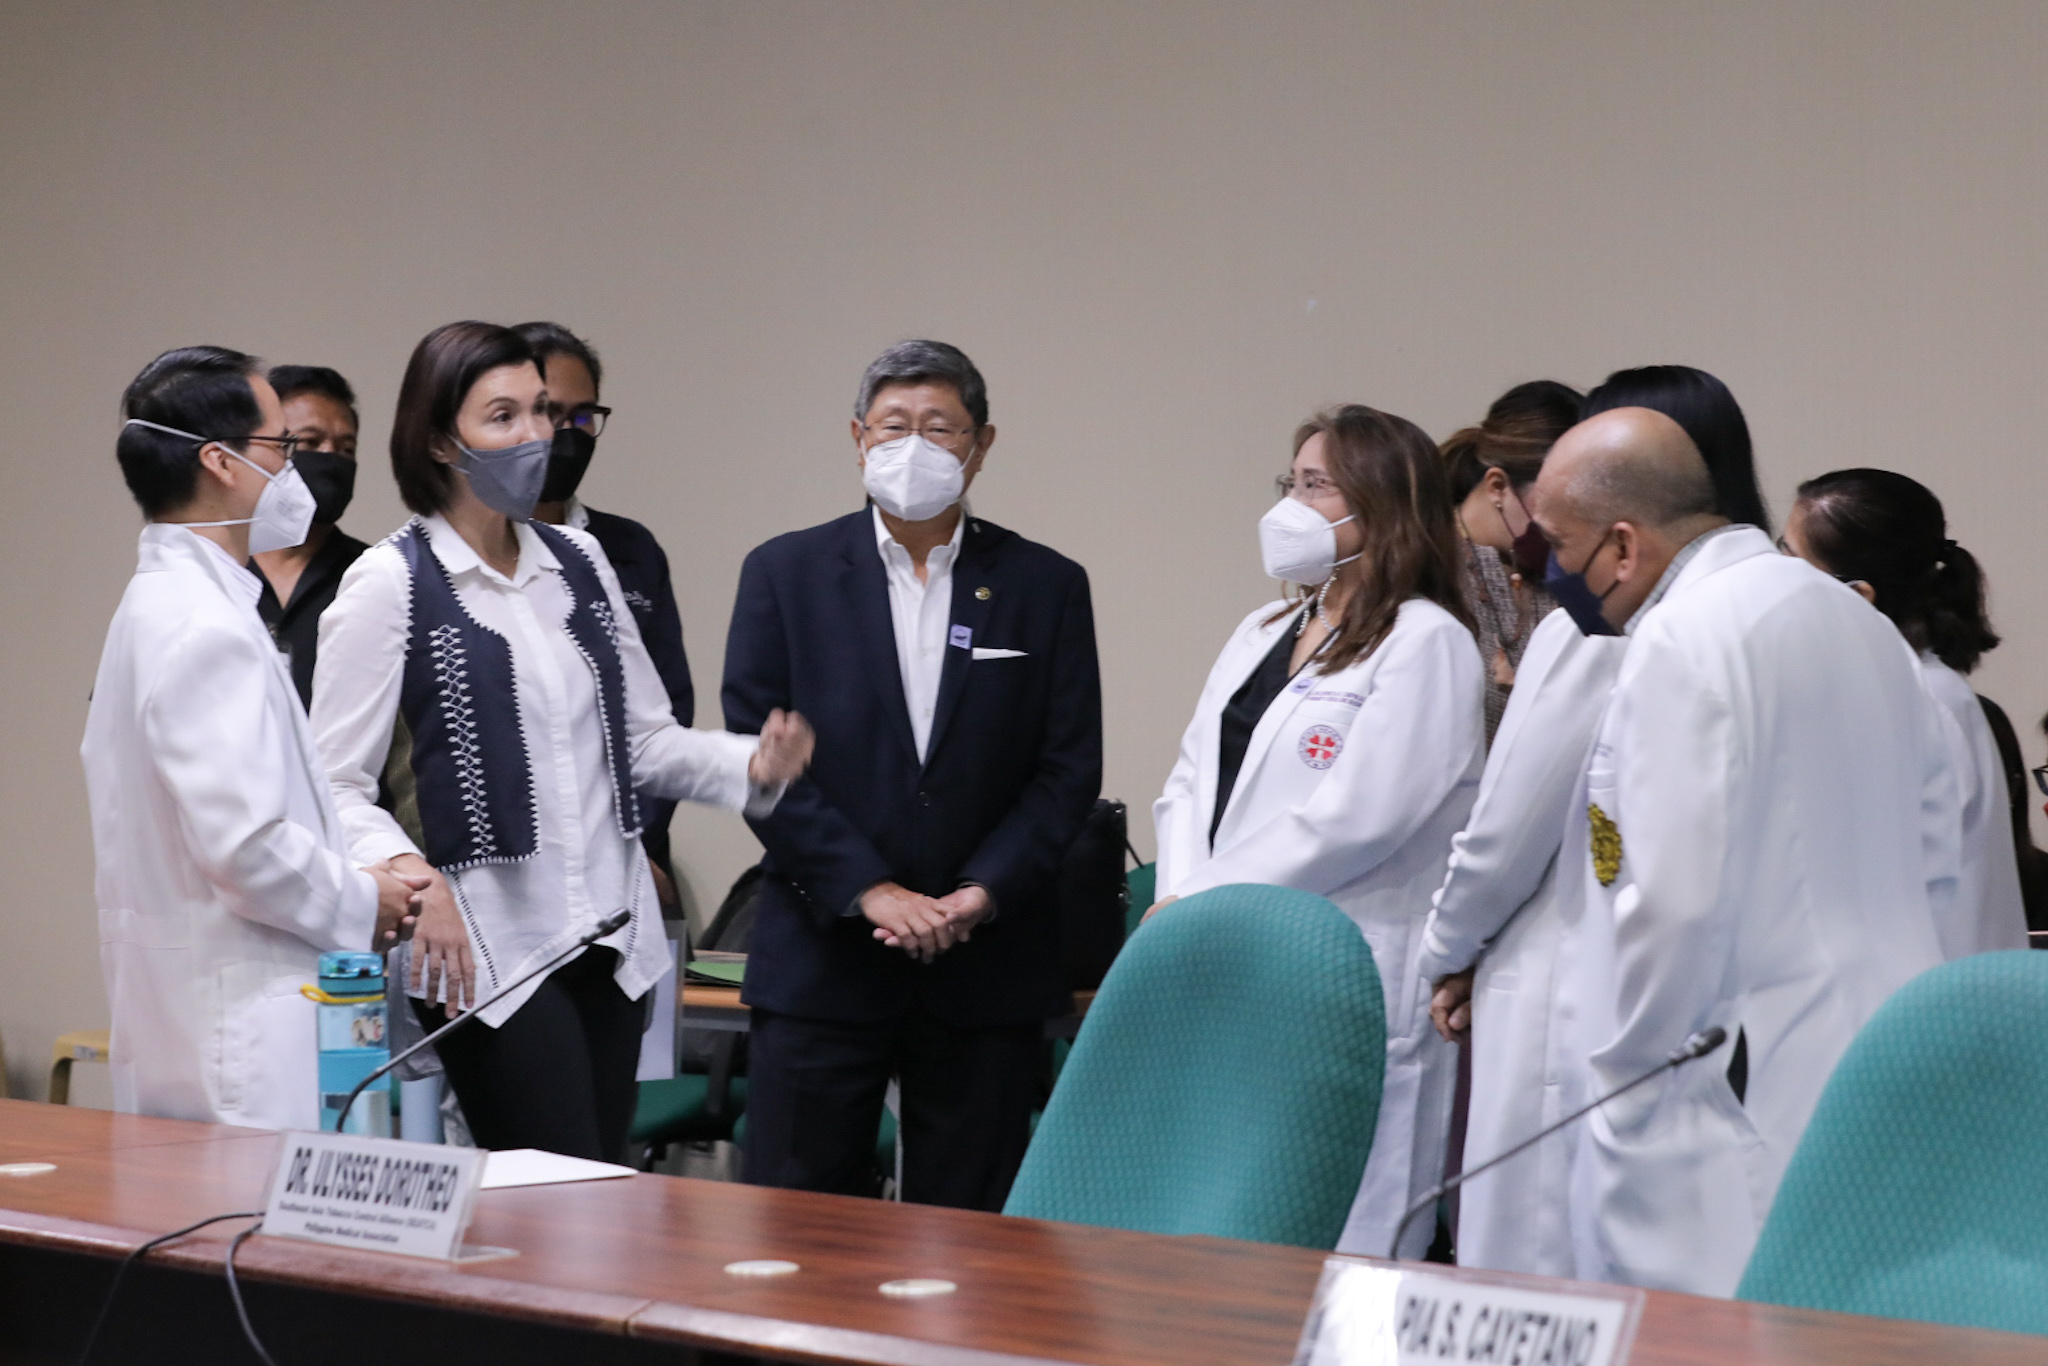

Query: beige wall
left=3, top=1, right=2043, bottom=1099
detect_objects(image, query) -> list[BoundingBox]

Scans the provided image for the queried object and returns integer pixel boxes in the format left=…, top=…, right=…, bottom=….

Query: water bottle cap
left=317, top=951, right=386, bottom=995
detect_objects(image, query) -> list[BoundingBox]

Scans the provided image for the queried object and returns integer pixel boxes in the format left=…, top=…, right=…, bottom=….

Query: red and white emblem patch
left=1298, top=724, right=1344, bottom=770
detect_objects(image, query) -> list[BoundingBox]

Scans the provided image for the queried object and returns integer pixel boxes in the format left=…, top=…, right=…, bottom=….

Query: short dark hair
left=1440, top=379, right=1584, bottom=502
left=268, top=364, right=359, bottom=426
left=1581, top=365, right=1770, bottom=531
left=117, top=346, right=264, bottom=517
left=512, top=321, right=603, bottom=393
left=854, top=340, right=987, bottom=428
left=1795, top=468, right=2000, bottom=674
left=389, top=322, right=538, bottom=516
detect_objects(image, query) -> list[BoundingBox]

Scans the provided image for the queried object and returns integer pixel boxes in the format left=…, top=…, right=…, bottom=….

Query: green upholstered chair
left=631, top=1075, right=748, bottom=1167
left=1125, top=862, right=1156, bottom=939
left=1737, top=951, right=2048, bottom=1336
left=1003, top=883, right=1384, bottom=1248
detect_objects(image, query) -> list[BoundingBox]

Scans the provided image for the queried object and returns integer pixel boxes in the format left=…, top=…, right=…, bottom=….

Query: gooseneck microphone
left=1386, top=1025, right=1729, bottom=1260
left=336, top=908, right=633, bottom=1132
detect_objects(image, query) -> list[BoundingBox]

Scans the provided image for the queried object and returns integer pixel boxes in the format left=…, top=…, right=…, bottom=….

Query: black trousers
left=745, top=1008, right=1041, bottom=1212
left=414, top=947, right=645, bottom=1163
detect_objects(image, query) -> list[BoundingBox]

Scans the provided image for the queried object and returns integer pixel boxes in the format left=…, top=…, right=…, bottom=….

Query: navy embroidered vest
left=396, top=520, right=642, bottom=872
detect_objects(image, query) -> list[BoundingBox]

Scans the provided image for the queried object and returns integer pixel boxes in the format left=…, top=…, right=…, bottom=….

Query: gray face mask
left=453, top=437, right=552, bottom=522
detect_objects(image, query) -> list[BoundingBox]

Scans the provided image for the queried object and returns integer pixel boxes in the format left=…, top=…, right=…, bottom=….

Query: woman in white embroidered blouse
left=312, top=321, right=810, bottom=1161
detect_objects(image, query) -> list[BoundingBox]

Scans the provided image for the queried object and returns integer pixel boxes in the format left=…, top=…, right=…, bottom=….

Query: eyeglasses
left=863, top=420, right=977, bottom=449
left=1276, top=473, right=1342, bottom=502
left=2032, top=763, right=2048, bottom=798
left=549, top=404, right=611, bottom=438
left=243, top=432, right=308, bottom=463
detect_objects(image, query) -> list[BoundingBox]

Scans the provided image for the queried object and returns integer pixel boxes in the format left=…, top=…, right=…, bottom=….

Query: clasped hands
left=862, top=881, right=990, bottom=964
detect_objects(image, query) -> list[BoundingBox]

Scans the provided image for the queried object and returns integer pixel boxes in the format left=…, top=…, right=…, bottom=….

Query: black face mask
left=294, top=449, right=357, bottom=524
left=1544, top=529, right=1623, bottom=637
left=540, top=426, right=597, bottom=504
left=1489, top=484, right=1551, bottom=580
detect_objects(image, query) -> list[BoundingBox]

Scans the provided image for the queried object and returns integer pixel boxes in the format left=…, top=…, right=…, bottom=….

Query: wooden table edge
left=624, top=1299, right=1089, bottom=1366
left=142, top=1231, right=664, bottom=1336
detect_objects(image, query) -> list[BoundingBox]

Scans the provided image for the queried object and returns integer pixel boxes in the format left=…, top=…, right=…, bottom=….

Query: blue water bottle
left=313, top=951, right=391, bottom=1135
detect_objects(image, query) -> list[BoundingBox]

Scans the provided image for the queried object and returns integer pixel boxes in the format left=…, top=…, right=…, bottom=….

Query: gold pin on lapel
left=975, top=586, right=992, bottom=600
left=1589, top=803, right=1623, bottom=887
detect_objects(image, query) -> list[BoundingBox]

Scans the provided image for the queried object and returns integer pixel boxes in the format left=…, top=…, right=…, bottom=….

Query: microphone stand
left=1386, top=1026, right=1729, bottom=1260
left=335, top=909, right=633, bottom=1133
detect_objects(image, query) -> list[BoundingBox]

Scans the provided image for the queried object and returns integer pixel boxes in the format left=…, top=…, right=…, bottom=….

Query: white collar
left=871, top=504, right=964, bottom=561
left=1625, top=523, right=1771, bottom=635
left=420, top=513, right=560, bottom=588
left=563, top=497, right=591, bottom=531
left=140, top=522, right=264, bottom=607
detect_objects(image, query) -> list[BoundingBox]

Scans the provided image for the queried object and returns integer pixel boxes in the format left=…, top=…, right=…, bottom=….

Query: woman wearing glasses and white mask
left=1150, top=405, right=1486, bottom=1257
left=312, top=321, right=814, bottom=1162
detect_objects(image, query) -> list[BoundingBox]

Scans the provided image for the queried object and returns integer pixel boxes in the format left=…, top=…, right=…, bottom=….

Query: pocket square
left=971, top=647, right=1028, bottom=661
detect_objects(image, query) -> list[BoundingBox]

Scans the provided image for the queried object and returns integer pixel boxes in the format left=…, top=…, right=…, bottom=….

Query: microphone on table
left=1386, top=1025, right=1729, bottom=1260
left=336, top=908, right=633, bottom=1133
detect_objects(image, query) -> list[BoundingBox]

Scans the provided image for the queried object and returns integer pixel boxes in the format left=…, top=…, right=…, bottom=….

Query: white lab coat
left=1414, top=608, right=1628, bottom=1275
left=1564, top=527, right=1953, bottom=1296
left=82, top=525, right=377, bottom=1129
left=1918, top=654, right=2027, bottom=958
left=1155, top=598, right=1485, bottom=1257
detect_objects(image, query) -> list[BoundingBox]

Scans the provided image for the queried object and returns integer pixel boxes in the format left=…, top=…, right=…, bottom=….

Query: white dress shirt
left=313, top=514, right=767, bottom=1027
left=874, top=505, right=962, bottom=763
left=84, top=524, right=377, bottom=1128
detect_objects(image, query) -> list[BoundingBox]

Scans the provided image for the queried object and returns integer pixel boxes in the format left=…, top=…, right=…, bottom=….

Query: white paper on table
left=481, top=1148, right=637, bottom=1189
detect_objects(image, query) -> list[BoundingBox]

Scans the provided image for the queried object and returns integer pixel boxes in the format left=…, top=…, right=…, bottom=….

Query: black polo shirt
left=252, top=528, right=370, bottom=709
left=574, top=503, right=696, bottom=876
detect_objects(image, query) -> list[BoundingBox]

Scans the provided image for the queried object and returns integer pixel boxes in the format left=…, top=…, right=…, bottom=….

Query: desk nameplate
left=1294, top=1257, right=1644, bottom=1366
left=262, top=1130, right=488, bottom=1261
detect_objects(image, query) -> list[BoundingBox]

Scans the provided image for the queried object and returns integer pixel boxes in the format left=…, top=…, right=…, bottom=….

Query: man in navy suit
left=724, top=340, right=1102, bottom=1209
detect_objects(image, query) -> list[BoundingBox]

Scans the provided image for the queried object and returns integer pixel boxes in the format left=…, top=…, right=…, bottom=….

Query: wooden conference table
left=0, top=1100, right=2041, bottom=1366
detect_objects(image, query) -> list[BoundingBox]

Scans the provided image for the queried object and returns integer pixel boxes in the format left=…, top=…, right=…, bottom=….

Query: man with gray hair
left=1530, top=406, right=1953, bottom=1295
left=723, top=340, right=1102, bottom=1208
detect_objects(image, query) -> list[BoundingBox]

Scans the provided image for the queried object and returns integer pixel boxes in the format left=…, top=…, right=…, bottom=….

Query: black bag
left=1056, top=798, right=1130, bottom=989
left=700, top=863, right=764, bottom=953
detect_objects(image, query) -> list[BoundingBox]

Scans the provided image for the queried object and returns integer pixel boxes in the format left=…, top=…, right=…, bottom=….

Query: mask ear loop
left=1496, top=480, right=1530, bottom=540
left=125, top=419, right=275, bottom=530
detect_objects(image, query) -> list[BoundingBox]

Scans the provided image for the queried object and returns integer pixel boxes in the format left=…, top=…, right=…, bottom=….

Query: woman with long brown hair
left=1150, top=404, right=1486, bottom=1257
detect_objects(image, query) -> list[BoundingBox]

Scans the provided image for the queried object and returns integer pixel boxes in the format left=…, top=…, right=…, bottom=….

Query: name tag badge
left=264, top=1130, right=501, bottom=1262
left=949, top=624, right=973, bottom=650
left=1292, top=1258, right=1642, bottom=1366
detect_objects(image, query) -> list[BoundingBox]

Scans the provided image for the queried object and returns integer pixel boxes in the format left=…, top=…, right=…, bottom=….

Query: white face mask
left=126, top=418, right=317, bottom=554
left=862, top=433, right=967, bottom=522
left=1259, top=494, right=1358, bottom=585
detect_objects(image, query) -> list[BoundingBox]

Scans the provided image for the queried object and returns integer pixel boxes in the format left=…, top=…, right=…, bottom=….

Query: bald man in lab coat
left=1531, top=409, right=1953, bottom=1297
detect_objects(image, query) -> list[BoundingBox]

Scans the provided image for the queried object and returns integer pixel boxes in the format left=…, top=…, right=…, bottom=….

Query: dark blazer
left=581, top=506, right=695, bottom=875
left=723, top=509, right=1102, bottom=1027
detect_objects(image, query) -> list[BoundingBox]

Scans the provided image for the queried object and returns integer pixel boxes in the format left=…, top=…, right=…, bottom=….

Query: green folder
left=684, top=954, right=746, bottom=987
